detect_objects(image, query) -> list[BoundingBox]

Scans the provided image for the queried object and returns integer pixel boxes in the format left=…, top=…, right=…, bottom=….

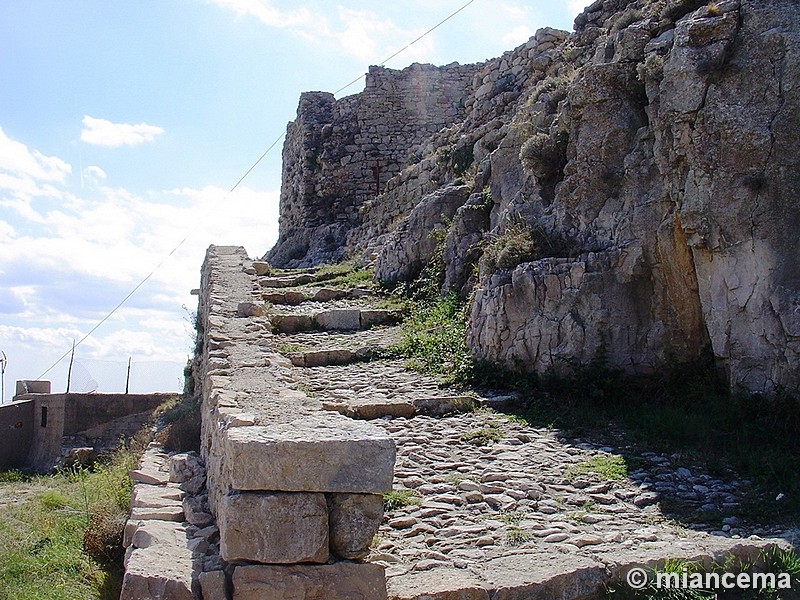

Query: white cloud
left=211, top=0, right=437, bottom=65
left=567, top=0, right=588, bottom=18
left=83, top=165, right=107, bottom=184
left=0, top=126, right=279, bottom=397
left=0, top=126, right=72, bottom=182
left=80, top=115, right=164, bottom=147
left=209, top=0, right=312, bottom=28
left=502, top=25, right=533, bottom=47
left=332, top=7, right=432, bottom=64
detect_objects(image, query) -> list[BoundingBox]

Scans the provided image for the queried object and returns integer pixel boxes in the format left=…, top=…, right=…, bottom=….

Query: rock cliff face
left=267, top=0, right=800, bottom=394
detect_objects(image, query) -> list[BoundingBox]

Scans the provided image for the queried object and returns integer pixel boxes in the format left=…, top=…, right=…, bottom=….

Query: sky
left=0, top=0, right=585, bottom=402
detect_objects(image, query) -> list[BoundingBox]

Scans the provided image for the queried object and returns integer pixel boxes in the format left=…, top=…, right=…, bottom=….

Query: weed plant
left=605, top=547, right=800, bottom=599
left=383, top=489, right=421, bottom=512
left=0, top=429, right=149, bottom=600
left=313, top=259, right=375, bottom=289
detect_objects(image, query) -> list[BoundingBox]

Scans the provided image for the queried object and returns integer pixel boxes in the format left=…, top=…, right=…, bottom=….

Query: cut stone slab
left=123, top=520, right=144, bottom=548
left=218, top=492, right=329, bottom=564
left=252, top=261, right=271, bottom=276
left=315, top=309, right=362, bottom=331
left=321, top=395, right=476, bottom=420
left=271, top=314, right=314, bottom=333
left=292, top=349, right=356, bottom=367
left=323, top=400, right=416, bottom=420
left=328, top=493, right=384, bottom=560
left=360, top=309, right=402, bottom=329
left=120, top=521, right=195, bottom=600
left=314, top=288, right=349, bottom=302
left=412, top=396, right=477, bottom=416
left=600, top=539, right=790, bottom=583
left=481, top=552, right=606, bottom=600
left=233, top=562, right=387, bottom=600
left=130, top=505, right=185, bottom=522
left=130, top=468, right=170, bottom=486
left=198, top=570, right=228, bottom=600
left=260, top=274, right=315, bottom=288
left=237, top=302, right=268, bottom=317
left=223, top=413, right=396, bottom=493
left=388, top=568, right=490, bottom=600
left=131, top=483, right=184, bottom=508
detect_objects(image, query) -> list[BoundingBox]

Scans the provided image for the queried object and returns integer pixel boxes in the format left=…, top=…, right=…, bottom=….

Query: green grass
left=383, top=489, right=421, bottom=512
left=566, top=455, right=628, bottom=482
left=498, top=510, right=526, bottom=526
left=389, top=291, right=474, bottom=386
left=605, top=547, right=800, bottom=599
left=313, top=260, right=375, bottom=289
left=276, top=342, right=305, bottom=354
left=0, top=433, right=149, bottom=599
left=445, top=473, right=479, bottom=486
left=505, top=527, right=532, bottom=546
left=461, top=425, right=503, bottom=446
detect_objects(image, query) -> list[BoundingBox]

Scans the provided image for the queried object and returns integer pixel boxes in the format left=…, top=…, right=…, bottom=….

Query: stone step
left=322, top=395, right=478, bottom=420
left=260, top=274, right=317, bottom=288
left=234, top=563, right=386, bottom=600
left=385, top=541, right=786, bottom=600
left=290, top=347, right=376, bottom=367
left=272, top=308, right=402, bottom=333
left=279, top=328, right=402, bottom=368
left=263, top=286, right=373, bottom=306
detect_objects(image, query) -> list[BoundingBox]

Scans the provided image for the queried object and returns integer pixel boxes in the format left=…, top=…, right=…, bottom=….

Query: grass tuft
left=461, top=425, right=503, bottom=446
left=383, top=489, right=422, bottom=512
left=566, top=455, right=628, bottom=482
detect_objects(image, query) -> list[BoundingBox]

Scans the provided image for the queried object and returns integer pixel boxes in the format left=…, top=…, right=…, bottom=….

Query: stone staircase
left=122, top=247, right=795, bottom=600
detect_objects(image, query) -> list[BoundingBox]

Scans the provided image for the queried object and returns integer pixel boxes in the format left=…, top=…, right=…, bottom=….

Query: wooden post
left=0, top=351, right=6, bottom=404
left=125, top=357, right=132, bottom=394
left=66, top=340, right=75, bottom=393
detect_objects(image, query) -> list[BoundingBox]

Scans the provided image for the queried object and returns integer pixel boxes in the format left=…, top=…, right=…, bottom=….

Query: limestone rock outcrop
left=267, top=0, right=800, bottom=393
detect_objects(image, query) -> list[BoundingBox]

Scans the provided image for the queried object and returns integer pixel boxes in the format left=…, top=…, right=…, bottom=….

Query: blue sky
left=0, top=0, right=583, bottom=401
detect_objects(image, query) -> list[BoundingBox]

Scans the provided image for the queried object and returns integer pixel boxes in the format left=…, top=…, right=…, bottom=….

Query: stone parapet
left=194, top=245, right=394, bottom=598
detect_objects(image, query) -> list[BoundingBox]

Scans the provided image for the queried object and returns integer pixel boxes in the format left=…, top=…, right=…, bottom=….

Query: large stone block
left=388, top=568, right=490, bottom=600
left=223, top=413, right=395, bottom=493
left=218, top=492, right=329, bottom=564
left=315, top=309, right=362, bottom=330
left=233, top=562, right=387, bottom=600
left=120, top=521, right=195, bottom=600
left=328, top=493, right=383, bottom=559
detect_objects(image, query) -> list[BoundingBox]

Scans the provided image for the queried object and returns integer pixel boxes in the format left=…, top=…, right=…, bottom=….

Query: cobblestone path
left=260, top=270, right=793, bottom=599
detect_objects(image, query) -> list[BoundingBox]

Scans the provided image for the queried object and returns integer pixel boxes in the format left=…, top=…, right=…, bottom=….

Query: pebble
left=389, top=516, right=417, bottom=529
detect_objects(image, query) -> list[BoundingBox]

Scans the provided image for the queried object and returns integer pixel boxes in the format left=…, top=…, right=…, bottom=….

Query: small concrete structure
left=0, top=386, right=172, bottom=471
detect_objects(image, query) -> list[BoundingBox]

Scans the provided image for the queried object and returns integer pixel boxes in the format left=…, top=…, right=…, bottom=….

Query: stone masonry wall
left=357, top=28, right=569, bottom=272
left=268, top=0, right=800, bottom=394
left=194, top=245, right=394, bottom=596
left=267, top=63, right=477, bottom=267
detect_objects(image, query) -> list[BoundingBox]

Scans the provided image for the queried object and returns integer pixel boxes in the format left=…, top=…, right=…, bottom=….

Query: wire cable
left=35, top=0, right=479, bottom=381
left=334, top=0, right=477, bottom=95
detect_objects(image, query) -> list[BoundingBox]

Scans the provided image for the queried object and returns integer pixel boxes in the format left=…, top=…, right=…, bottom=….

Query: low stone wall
left=193, top=245, right=395, bottom=598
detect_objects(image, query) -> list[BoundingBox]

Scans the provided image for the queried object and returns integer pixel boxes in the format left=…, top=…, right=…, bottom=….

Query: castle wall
left=267, top=63, right=477, bottom=267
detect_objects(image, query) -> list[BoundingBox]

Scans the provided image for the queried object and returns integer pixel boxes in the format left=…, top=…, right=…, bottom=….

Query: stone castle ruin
left=270, top=0, right=800, bottom=395
left=120, top=0, right=800, bottom=598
